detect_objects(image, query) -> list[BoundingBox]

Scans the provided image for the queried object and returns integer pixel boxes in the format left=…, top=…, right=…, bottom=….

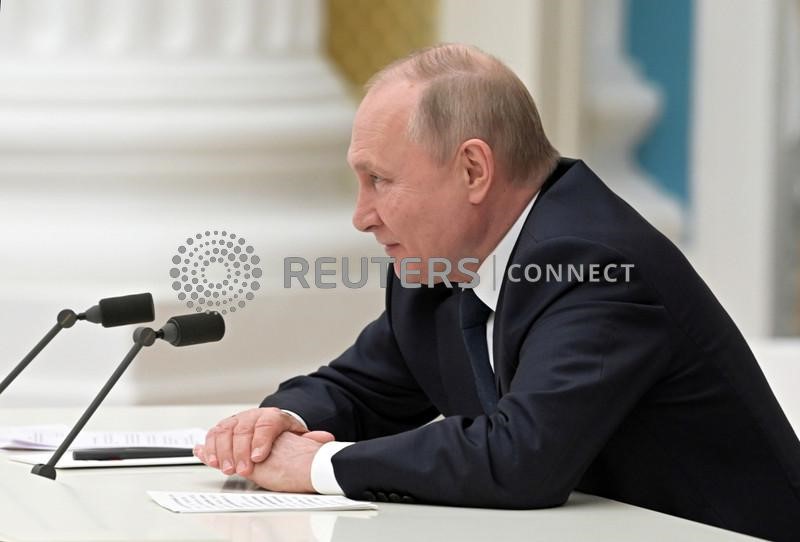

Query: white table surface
left=0, top=405, right=758, bottom=542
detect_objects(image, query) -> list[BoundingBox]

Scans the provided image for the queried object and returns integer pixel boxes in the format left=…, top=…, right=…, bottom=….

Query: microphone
left=84, top=293, right=155, bottom=328
left=0, top=293, right=155, bottom=397
left=160, top=313, right=226, bottom=347
left=31, top=311, right=225, bottom=480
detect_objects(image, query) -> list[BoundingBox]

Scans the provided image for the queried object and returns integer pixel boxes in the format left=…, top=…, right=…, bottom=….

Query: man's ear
left=458, top=139, right=494, bottom=204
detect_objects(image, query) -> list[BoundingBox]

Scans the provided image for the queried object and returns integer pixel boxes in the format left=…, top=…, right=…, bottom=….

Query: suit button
left=388, top=493, right=401, bottom=503
left=363, top=491, right=375, bottom=501
left=401, top=496, right=415, bottom=504
left=376, top=492, right=388, bottom=502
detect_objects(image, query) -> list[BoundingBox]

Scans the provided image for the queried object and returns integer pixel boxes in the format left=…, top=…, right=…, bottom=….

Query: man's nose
left=352, top=188, right=380, bottom=232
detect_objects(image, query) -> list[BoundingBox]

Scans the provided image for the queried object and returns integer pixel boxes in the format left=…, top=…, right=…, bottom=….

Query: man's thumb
left=302, top=430, right=336, bottom=444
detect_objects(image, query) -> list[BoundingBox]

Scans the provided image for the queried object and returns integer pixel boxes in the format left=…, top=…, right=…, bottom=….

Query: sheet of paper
left=7, top=451, right=202, bottom=469
left=147, top=491, right=378, bottom=513
left=0, top=425, right=69, bottom=450
left=0, top=425, right=206, bottom=451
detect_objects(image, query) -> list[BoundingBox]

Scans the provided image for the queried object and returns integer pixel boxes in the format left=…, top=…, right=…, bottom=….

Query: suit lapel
left=492, top=158, right=578, bottom=396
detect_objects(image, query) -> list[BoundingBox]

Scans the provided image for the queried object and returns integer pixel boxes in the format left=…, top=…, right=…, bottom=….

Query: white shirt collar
left=472, top=192, right=539, bottom=311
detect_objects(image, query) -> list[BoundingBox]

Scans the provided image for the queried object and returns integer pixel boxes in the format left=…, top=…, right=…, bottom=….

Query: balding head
left=365, top=43, right=559, bottom=185
left=347, top=44, right=558, bottom=285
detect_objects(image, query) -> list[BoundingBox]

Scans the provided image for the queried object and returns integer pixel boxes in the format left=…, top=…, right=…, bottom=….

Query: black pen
left=72, top=447, right=195, bottom=461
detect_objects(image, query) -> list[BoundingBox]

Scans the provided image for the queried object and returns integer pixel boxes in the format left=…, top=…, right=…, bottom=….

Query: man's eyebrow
left=350, top=159, right=378, bottom=172
left=348, top=151, right=392, bottom=175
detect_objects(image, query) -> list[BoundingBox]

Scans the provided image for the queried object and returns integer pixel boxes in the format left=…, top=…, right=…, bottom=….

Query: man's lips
left=380, top=242, right=400, bottom=254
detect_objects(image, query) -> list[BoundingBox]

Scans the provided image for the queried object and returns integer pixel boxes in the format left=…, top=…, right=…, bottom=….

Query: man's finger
left=201, top=409, right=263, bottom=470
left=203, top=427, right=220, bottom=468
left=250, top=409, right=303, bottom=462
left=232, top=420, right=256, bottom=476
left=213, top=416, right=240, bottom=475
left=283, top=412, right=310, bottom=434
left=302, top=430, right=335, bottom=444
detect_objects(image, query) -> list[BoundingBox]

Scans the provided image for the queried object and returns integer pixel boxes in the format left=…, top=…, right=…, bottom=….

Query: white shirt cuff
left=281, top=409, right=308, bottom=430
left=311, top=441, right=354, bottom=495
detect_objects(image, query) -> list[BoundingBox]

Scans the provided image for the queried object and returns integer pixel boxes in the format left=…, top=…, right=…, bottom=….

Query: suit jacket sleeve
left=260, top=276, right=439, bottom=441
left=330, top=245, right=675, bottom=508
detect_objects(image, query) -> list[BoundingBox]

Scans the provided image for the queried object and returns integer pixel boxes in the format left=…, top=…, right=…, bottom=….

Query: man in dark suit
left=194, top=44, right=800, bottom=540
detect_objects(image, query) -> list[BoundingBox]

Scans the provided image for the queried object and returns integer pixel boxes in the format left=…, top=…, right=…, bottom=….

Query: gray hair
left=366, top=43, right=559, bottom=185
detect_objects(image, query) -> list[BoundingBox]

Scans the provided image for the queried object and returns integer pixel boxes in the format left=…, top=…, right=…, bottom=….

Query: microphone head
left=85, top=293, right=155, bottom=327
left=162, top=312, right=225, bottom=347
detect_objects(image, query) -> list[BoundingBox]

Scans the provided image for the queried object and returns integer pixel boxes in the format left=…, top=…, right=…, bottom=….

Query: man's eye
left=369, top=174, right=384, bottom=184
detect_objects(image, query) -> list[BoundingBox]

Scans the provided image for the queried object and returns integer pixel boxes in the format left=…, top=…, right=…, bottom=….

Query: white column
left=220, top=0, right=260, bottom=55
left=0, top=0, right=380, bottom=407
left=690, top=0, right=783, bottom=338
left=580, top=0, right=683, bottom=242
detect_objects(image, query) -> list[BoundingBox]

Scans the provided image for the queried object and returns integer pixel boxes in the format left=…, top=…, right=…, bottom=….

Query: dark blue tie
left=459, top=288, right=498, bottom=414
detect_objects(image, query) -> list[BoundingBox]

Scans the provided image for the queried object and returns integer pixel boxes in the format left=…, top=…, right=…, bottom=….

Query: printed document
left=147, top=491, right=377, bottom=513
left=0, top=425, right=206, bottom=451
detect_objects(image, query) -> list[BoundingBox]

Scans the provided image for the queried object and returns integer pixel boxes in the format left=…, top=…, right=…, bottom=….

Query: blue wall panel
left=626, top=0, right=693, bottom=203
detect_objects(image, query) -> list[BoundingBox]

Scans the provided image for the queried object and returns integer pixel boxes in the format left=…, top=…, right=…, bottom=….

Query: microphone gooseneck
left=31, top=311, right=226, bottom=480
left=1, top=293, right=154, bottom=398
left=0, top=310, right=78, bottom=395
left=30, top=327, right=157, bottom=481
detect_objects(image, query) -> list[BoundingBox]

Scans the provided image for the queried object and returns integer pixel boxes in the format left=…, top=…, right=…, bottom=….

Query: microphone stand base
left=31, top=463, right=57, bottom=480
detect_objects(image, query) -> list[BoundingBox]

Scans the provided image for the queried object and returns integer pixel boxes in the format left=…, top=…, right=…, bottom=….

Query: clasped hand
left=193, top=407, right=335, bottom=493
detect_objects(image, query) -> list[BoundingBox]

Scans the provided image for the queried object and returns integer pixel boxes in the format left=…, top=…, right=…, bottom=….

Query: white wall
left=0, top=0, right=385, bottom=407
